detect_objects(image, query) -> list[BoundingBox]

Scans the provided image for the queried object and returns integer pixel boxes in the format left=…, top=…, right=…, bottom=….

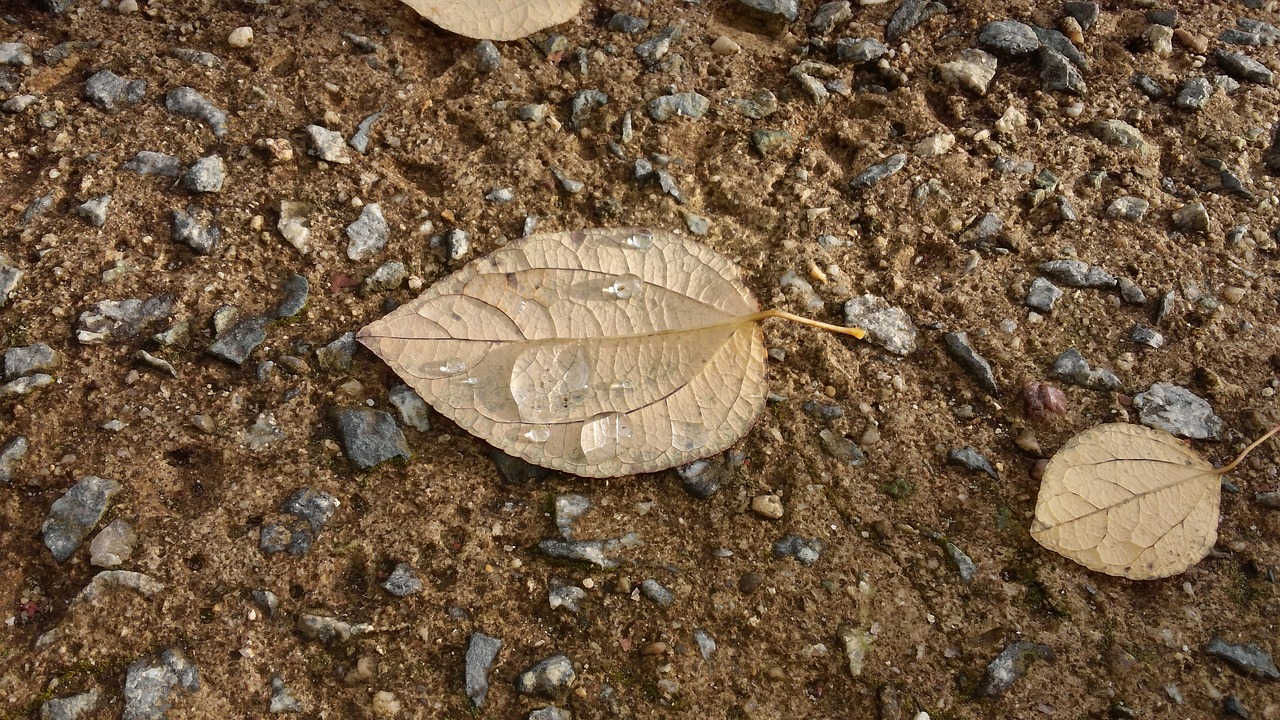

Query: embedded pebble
left=568, top=89, right=608, bottom=130
left=1133, top=383, right=1223, bottom=440
left=648, top=92, right=709, bottom=122
left=947, top=447, right=998, bottom=479
left=77, top=195, right=112, bottom=227
left=84, top=69, right=145, bottom=112
left=1040, top=47, right=1086, bottom=94
left=278, top=201, right=312, bottom=252
left=486, top=187, right=515, bottom=203
left=1025, top=277, right=1063, bottom=312
left=41, top=475, right=121, bottom=562
left=269, top=676, right=303, bottom=713
left=165, top=86, right=227, bottom=137
left=1217, top=50, right=1273, bottom=84
left=5, top=342, right=58, bottom=379
left=636, top=27, right=679, bottom=63
left=1176, top=77, right=1213, bottom=110
left=736, top=0, right=798, bottom=20
left=677, top=459, right=723, bottom=499
left=516, top=655, right=576, bottom=697
left=843, top=294, right=917, bottom=355
left=123, top=648, right=200, bottom=720
left=528, top=707, right=571, bottom=720
left=346, top=203, right=389, bottom=261
left=1204, top=637, right=1279, bottom=679
left=640, top=579, right=674, bottom=607
left=836, top=37, right=886, bottom=64
left=182, top=155, right=225, bottom=193
left=885, top=0, right=948, bottom=42
left=351, top=110, right=384, bottom=153
left=172, top=206, right=221, bottom=255
left=1038, top=259, right=1118, bottom=289
left=554, top=493, right=592, bottom=540
left=274, top=273, right=310, bottom=318
left=549, top=583, right=587, bottom=612
left=607, top=13, right=649, bottom=34
left=2, top=94, right=37, bottom=113
left=849, top=153, right=907, bottom=191
left=20, top=192, right=54, bottom=226
left=474, top=40, right=500, bottom=73
left=465, top=632, right=503, bottom=708
left=0, top=255, right=21, bottom=307
left=773, top=534, right=825, bottom=565
left=819, top=429, right=866, bottom=465
left=803, top=400, right=845, bottom=420
left=1131, top=324, right=1164, bottom=348
left=939, top=49, right=998, bottom=95
left=726, top=90, right=778, bottom=119
left=979, top=20, right=1041, bottom=56
left=1172, top=202, right=1209, bottom=232
left=551, top=167, right=584, bottom=194
left=316, top=332, right=357, bottom=373
left=306, top=124, right=352, bottom=164
left=388, top=385, right=430, bottom=432
left=1091, top=119, right=1148, bottom=151
left=207, top=316, right=268, bottom=365
left=0, top=436, right=28, bottom=486
left=89, top=518, right=136, bottom=567
left=0, top=373, right=53, bottom=398
left=0, top=43, right=34, bottom=66
left=382, top=563, right=424, bottom=597
left=1107, top=196, right=1150, bottom=222
left=980, top=642, right=1054, bottom=696
left=945, top=542, right=977, bottom=582
left=228, top=26, right=253, bottom=48
left=123, top=151, right=182, bottom=177
left=334, top=408, right=410, bottom=469
left=751, top=494, right=785, bottom=520
left=40, top=689, right=102, bottom=720
left=751, top=129, right=794, bottom=155
left=1051, top=348, right=1122, bottom=391
left=943, top=332, right=998, bottom=393
left=296, top=614, right=373, bottom=644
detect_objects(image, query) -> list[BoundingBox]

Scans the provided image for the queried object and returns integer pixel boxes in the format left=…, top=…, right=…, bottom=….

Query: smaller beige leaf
left=1031, top=422, right=1221, bottom=580
left=399, top=0, right=583, bottom=41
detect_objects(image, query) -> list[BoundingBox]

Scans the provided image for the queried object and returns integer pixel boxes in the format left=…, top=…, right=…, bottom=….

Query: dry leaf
left=360, top=228, right=865, bottom=478
left=399, top=0, right=583, bottom=41
left=1030, top=422, right=1221, bottom=580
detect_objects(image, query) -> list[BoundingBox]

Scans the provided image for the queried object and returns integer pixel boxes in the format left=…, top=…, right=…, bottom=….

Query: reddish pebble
left=1023, top=380, right=1068, bottom=421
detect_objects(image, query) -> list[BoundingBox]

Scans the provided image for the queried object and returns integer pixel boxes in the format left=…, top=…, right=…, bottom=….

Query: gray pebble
left=76, top=194, right=111, bottom=227
left=773, top=534, right=825, bottom=565
left=1039, top=47, right=1086, bottom=94
left=554, top=494, right=592, bottom=541
left=980, top=641, right=1054, bottom=696
left=1107, top=196, right=1149, bottom=221
left=963, top=212, right=1005, bottom=241
left=1204, top=637, right=1279, bottom=680
left=76, top=295, right=174, bottom=345
left=835, top=37, right=885, bottom=64
left=364, top=261, right=406, bottom=293
left=516, top=655, right=576, bottom=697
left=42, top=476, right=121, bottom=562
left=123, top=151, right=182, bottom=177
left=40, top=689, right=101, bottom=720
left=948, top=447, right=998, bottom=478
left=1035, top=26, right=1088, bottom=69
left=283, top=488, right=339, bottom=532
left=607, top=13, right=649, bottom=34
left=2, top=94, right=37, bottom=113
left=549, top=583, right=586, bottom=612
left=84, top=69, right=145, bottom=112
left=296, top=614, right=372, bottom=644
left=568, top=89, right=608, bottom=130
left=885, top=0, right=948, bottom=42
left=1217, top=50, right=1273, bottom=84
left=790, top=69, right=829, bottom=105
left=382, top=562, right=424, bottom=597
left=305, top=124, right=351, bottom=164
left=182, top=155, right=225, bottom=193
left=315, top=332, right=356, bottom=373
left=1256, top=491, right=1280, bottom=509
left=260, top=518, right=313, bottom=556
left=269, top=675, right=303, bottom=713
left=350, top=109, right=384, bottom=153
left=535, top=33, right=569, bottom=57
left=1119, top=277, right=1147, bottom=304
left=811, top=1, right=852, bottom=33
left=694, top=629, right=717, bottom=660
left=803, top=399, right=844, bottom=421
left=444, top=228, right=470, bottom=261
left=0, top=436, right=28, bottom=486
left=726, top=90, right=778, bottom=119
left=341, top=31, right=383, bottom=53
left=1051, top=348, right=1121, bottom=390
left=334, top=408, right=409, bottom=469
left=20, top=191, right=54, bottom=225
left=537, top=538, right=620, bottom=568
left=0, top=43, right=33, bottom=66
left=945, top=542, right=977, bottom=582
left=551, top=167, right=584, bottom=194
left=474, top=40, right=500, bottom=73
left=1057, top=196, right=1079, bottom=222
left=1221, top=18, right=1280, bottom=46
left=170, top=48, right=223, bottom=68
left=979, top=20, right=1041, bottom=55
left=1025, top=277, right=1063, bottom=312
left=273, top=273, right=309, bottom=319
left=165, top=86, right=227, bottom=137
left=528, top=706, right=571, bottom=720
left=635, top=26, right=679, bottom=64
left=1038, top=259, right=1117, bottom=288
left=640, top=579, right=674, bottom=607
left=134, top=350, right=177, bottom=378
left=849, top=153, right=907, bottom=191
left=5, top=342, right=58, bottom=379
left=751, top=128, right=794, bottom=155
left=736, top=0, right=798, bottom=20
left=1130, top=324, right=1164, bottom=348
left=939, top=49, right=998, bottom=95
left=465, top=632, right=503, bottom=707
left=0, top=373, right=53, bottom=398
left=648, top=91, right=709, bottom=122
left=123, top=648, right=200, bottom=720
left=388, top=385, right=431, bottom=432
left=1172, top=202, right=1209, bottom=232
left=1133, top=73, right=1165, bottom=99
left=1091, top=119, right=1147, bottom=151
left=486, top=187, right=515, bottom=203
left=172, top=206, right=221, bottom=255
left=677, top=459, right=722, bottom=499
left=207, top=316, right=268, bottom=365
left=1155, top=290, right=1177, bottom=323
left=1176, top=77, right=1213, bottom=110
left=346, top=203, right=389, bottom=261
left=1063, top=1, right=1099, bottom=30
left=944, top=331, right=998, bottom=393
left=682, top=211, right=709, bottom=236
left=1133, top=382, right=1223, bottom=440
left=819, top=429, right=866, bottom=465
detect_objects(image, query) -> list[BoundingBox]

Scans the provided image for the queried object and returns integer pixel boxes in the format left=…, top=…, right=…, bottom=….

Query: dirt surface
left=2, top=0, right=1280, bottom=717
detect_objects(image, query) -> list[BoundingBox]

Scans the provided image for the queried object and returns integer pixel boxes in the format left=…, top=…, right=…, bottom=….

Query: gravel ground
left=2, top=0, right=1280, bottom=718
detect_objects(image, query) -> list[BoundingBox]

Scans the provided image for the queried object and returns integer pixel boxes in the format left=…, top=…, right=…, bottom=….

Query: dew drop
left=611, top=379, right=635, bottom=391
left=523, top=427, right=551, bottom=443
left=580, top=412, right=633, bottom=464
left=602, top=274, right=643, bottom=300
left=461, top=376, right=478, bottom=385
left=672, top=421, right=709, bottom=452
left=622, top=230, right=654, bottom=250
left=438, top=358, right=468, bottom=375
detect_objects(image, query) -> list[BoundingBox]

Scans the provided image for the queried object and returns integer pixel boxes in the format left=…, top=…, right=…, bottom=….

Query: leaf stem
left=1217, top=423, right=1280, bottom=475
left=749, top=309, right=867, bottom=340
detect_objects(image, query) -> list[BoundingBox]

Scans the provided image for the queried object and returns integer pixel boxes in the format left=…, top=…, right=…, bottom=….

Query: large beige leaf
left=358, top=228, right=863, bottom=478
left=1030, top=423, right=1222, bottom=580
left=399, top=0, right=583, bottom=41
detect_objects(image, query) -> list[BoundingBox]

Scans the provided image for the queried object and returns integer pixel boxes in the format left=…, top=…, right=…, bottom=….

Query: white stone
left=228, top=26, right=254, bottom=48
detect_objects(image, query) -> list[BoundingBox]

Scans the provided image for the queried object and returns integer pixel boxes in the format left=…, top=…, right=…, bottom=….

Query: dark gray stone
left=1146, top=8, right=1177, bottom=27
left=350, top=110, right=384, bottom=153
left=607, top=13, right=649, bottom=34
left=1051, top=348, right=1122, bottom=391
left=1040, top=47, right=1086, bottom=94
left=640, top=579, right=675, bottom=607
left=76, top=194, right=111, bottom=227
left=0, top=436, right=27, bottom=486
left=40, top=688, right=101, bottom=720
left=1133, top=74, right=1165, bottom=99
left=1034, top=26, right=1088, bottom=69
left=947, top=447, right=997, bottom=478
left=635, top=26, right=679, bottom=64
left=735, top=0, right=798, bottom=20
left=979, top=642, right=1054, bottom=696
left=849, top=153, right=907, bottom=191
left=943, top=331, right=998, bottom=393
left=316, top=332, right=356, bottom=373
left=1, top=94, right=37, bottom=114
left=0, top=43, right=34, bottom=67
left=537, top=539, right=620, bottom=568
left=843, top=295, right=917, bottom=356
left=251, top=589, right=278, bottom=616
left=122, top=648, right=200, bottom=720
left=802, top=400, right=844, bottom=421
left=1176, top=77, right=1213, bottom=110
left=554, top=494, right=592, bottom=541
left=648, top=92, right=709, bottom=122
left=1221, top=18, right=1280, bottom=46
left=1063, top=1, right=1099, bottom=31
left=165, top=86, right=227, bottom=137
left=260, top=518, right=313, bottom=556
left=979, top=20, right=1040, bottom=55
left=20, top=192, right=54, bottom=225
left=381, top=563, right=423, bottom=597
left=1025, top=277, right=1063, bottom=312
left=1172, top=202, right=1210, bottom=232
left=516, top=655, right=576, bottom=697
left=5, top=342, right=58, bottom=379
left=1217, top=50, right=1274, bottom=84
left=465, top=632, right=503, bottom=707
left=171, top=206, right=221, bottom=255
left=123, top=151, right=182, bottom=177
left=84, top=69, right=144, bottom=112
left=1119, top=278, right=1147, bottom=304
left=835, top=37, right=886, bottom=63
left=568, top=89, right=608, bottom=130
left=170, top=48, right=223, bottom=68
left=726, top=90, right=778, bottom=119
left=811, top=1, right=852, bottom=34
left=42, top=476, right=121, bottom=562
left=528, top=706, right=571, bottom=720
left=549, top=582, right=586, bottom=612
left=388, top=385, right=430, bottom=432
left=885, top=0, right=948, bottom=42
left=273, top=273, right=309, bottom=319
left=76, top=295, right=174, bottom=344
left=945, top=542, right=977, bottom=582
left=268, top=675, right=303, bottom=713
left=677, top=459, right=723, bottom=499
left=773, top=534, right=825, bottom=565
left=1133, top=383, right=1223, bottom=440
left=334, top=408, right=410, bottom=469
left=474, top=40, right=500, bottom=73
left=1204, top=637, right=1279, bottom=679
left=182, top=155, right=225, bottom=193
left=0, top=374, right=53, bottom=398
left=282, top=488, right=339, bottom=532
left=207, top=316, right=268, bottom=365
left=346, top=203, right=389, bottom=261
left=1131, top=324, right=1164, bottom=348
left=1038, top=259, right=1118, bottom=288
